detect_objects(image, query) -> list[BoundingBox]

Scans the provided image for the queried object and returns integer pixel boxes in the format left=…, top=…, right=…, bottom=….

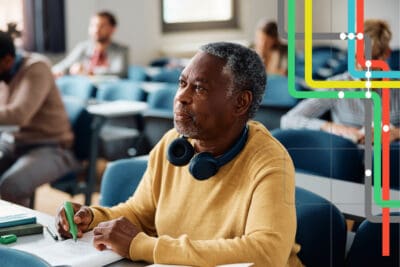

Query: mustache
left=174, top=105, right=194, bottom=116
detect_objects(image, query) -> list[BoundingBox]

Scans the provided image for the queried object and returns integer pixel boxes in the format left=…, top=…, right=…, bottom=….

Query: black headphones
left=167, top=125, right=249, bottom=180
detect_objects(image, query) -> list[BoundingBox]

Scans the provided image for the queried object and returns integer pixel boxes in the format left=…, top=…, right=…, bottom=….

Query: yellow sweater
left=90, top=121, right=303, bottom=267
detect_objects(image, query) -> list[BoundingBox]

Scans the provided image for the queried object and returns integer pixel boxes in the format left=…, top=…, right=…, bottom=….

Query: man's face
left=0, top=55, right=13, bottom=83
left=88, top=15, right=115, bottom=44
left=174, top=52, right=238, bottom=140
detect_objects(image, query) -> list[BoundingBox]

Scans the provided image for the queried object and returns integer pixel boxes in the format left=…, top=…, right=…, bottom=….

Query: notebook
left=0, top=223, right=43, bottom=236
left=0, top=206, right=36, bottom=228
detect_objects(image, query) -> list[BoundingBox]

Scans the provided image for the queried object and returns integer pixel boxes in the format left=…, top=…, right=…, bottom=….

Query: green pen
left=64, top=201, right=78, bottom=242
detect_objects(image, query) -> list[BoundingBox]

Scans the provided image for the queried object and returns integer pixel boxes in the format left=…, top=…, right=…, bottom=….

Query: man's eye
left=179, top=80, right=186, bottom=87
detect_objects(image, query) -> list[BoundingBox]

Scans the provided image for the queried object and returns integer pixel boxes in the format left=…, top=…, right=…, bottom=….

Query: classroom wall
left=63, top=0, right=400, bottom=65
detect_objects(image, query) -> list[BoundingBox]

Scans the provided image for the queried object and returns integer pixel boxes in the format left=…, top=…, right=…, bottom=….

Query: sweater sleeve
left=89, top=165, right=157, bottom=235
left=280, top=97, right=336, bottom=130
left=130, top=157, right=299, bottom=267
left=52, top=43, right=86, bottom=74
left=0, top=62, right=52, bottom=125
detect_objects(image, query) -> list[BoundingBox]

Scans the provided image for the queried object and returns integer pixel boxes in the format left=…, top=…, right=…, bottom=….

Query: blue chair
left=295, top=187, right=347, bottom=267
left=346, top=213, right=400, bottom=267
left=143, top=84, right=177, bottom=147
left=387, top=49, right=400, bottom=71
left=148, top=67, right=182, bottom=83
left=96, top=80, right=146, bottom=102
left=312, top=46, right=341, bottom=72
left=255, top=75, right=299, bottom=130
left=0, top=247, right=51, bottom=267
left=48, top=97, right=98, bottom=205
left=127, top=65, right=148, bottom=82
left=149, top=57, right=172, bottom=67
left=100, top=156, right=148, bottom=206
left=272, top=129, right=364, bottom=182
left=369, top=142, right=400, bottom=190
left=56, top=75, right=96, bottom=101
left=95, top=81, right=148, bottom=159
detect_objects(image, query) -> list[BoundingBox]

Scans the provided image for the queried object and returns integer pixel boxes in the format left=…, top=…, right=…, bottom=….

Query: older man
left=52, top=11, right=128, bottom=78
left=56, top=42, right=302, bottom=266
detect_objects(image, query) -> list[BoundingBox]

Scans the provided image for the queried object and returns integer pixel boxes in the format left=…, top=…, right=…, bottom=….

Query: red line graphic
left=356, top=0, right=391, bottom=256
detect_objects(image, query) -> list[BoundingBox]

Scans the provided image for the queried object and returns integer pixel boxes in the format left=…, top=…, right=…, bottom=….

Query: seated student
left=0, top=32, right=79, bottom=207
left=254, top=20, right=288, bottom=76
left=55, top=42, right=303, bottom=266
left=52, top=11, right=128, bottom=78
left=281, top=19, right=400, bottom=144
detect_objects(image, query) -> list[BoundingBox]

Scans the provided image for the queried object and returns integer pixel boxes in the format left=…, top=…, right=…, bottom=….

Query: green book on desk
left=0, top=213, right=36, bottom=228
left=0, top=223, right=43, bottom=236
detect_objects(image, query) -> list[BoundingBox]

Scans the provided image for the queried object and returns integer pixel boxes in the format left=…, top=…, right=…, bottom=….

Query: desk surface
left=87, top=100, right=148, bottom=118
left=1, top=200, right=145, bottom=266
left=295, top=172, right=400, bottom=218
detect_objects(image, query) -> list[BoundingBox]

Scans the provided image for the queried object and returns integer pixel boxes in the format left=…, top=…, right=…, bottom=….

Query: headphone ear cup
left=167, top=137, right=195, bottom=166
left=189, top=152, right=219, bottom=180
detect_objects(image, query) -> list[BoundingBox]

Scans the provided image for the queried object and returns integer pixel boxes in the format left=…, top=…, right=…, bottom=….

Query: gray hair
left=200, top=42, right=266, bottom=119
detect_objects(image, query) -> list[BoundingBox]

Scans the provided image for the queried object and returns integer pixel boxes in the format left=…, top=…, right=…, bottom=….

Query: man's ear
left=3, top=54, right=14, bottom=69
left=234, top=90, right=252, bottom=116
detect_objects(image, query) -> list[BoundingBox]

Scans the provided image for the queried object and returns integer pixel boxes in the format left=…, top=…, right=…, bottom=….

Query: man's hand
left=321, top=122, right=364, bottom=143
left=55, top=202, right=93, bottom=239
left=357, top=126, right=400, bottom=144
left=69, top=63, right=86, bottom=75
left=389, top=126, right=400, bottom=142
left=93, top=217, right=140, bottom=258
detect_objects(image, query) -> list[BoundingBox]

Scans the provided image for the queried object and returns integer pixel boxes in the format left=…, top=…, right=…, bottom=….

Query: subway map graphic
left=280, top=0, right=399, bottom=256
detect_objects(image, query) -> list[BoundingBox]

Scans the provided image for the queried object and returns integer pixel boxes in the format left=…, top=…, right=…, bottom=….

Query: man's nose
left=175, top=86, right=192, bottom=104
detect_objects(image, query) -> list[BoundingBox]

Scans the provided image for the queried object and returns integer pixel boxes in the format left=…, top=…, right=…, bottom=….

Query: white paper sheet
left=14, top=231, right=122, bottom=267
left=147, top=263, right=253, bottom=267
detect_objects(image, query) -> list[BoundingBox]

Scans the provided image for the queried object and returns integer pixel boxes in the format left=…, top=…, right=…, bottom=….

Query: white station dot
left=340, top=32, right=347, bottom=40
left=338, top=91, right=345, bottom=98
left=365, top=71, right=371, bottom=79
left=365, top=60, right=372, bottom=68
left=348, top=33, right=355, bottom=40
left=365, top=91, right=372, bottom=98
left=383, top=125, right=390, bottom=132
left=357, top=32, right=364, bottom=40
left=365, top=81, right=372, bottom=88
left=365, top=169, right=372, bottom=177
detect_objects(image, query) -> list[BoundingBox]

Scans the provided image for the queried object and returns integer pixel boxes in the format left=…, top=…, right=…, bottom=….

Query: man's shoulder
left=247, top=121, right=291, bottom=158
left=22, top=53, right=52, bottom=70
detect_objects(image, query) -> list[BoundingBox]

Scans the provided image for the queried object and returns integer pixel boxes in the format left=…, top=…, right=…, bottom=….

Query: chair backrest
left=56, top=75, right=96, bottom=101
left=127, top=65, right=148, bottom=81
left=149, top=67, right=182, bottom=83
left=312, top=45, right=342, bottom=73
left=62, top=97, right=93, bottom=160
left=96, top=80, right=146, bottom=102
left=295, top=187, right=347, bottom=267
left=387, top=49, right=400, bottom=70
left=146, top=84, right=177, bottom=110
left=345, top=212, right=400, bottom=267
left=255, top=75, right=299, bottom=130
left=262, top=75, right=299, bottom=108
left=100, top=156, right=148, bottom=206
left=272, top=129, right=364, bottom=182
left=0, top=247, right=51, bottom=267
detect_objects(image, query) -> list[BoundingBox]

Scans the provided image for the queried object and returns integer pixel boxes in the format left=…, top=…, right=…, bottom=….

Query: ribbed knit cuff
left=88, top=207, right=106, bottom=230
left=130, top=232, right=157, bottom=263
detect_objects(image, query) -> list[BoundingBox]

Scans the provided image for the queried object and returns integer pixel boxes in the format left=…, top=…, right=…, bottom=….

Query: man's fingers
left=93, top=231, right=110, bottom=251
left=95, top=243, right=107, bottom=251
